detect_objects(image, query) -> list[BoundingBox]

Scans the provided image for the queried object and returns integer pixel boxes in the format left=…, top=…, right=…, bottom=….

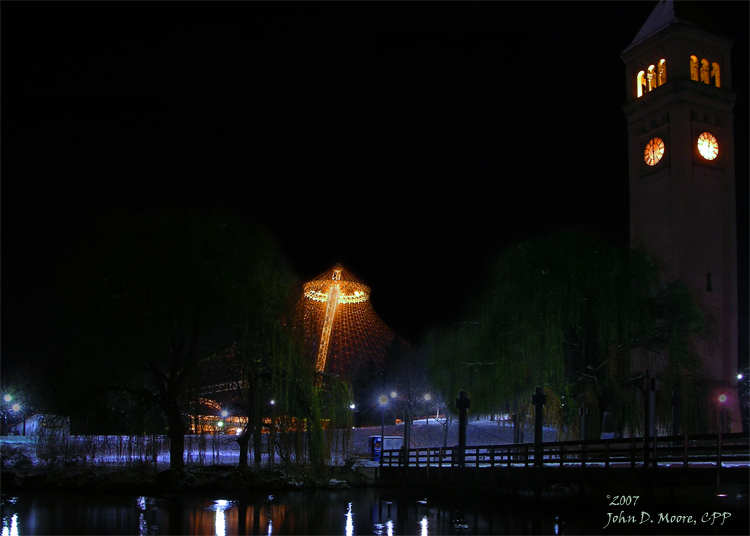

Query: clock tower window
left=637, top=70, right=646, bottom=97
left=657, top=59, right=666, bottom=86
left=690, top=55, right=721, bottom=87
left=647, top=65, right=657, bottom=91
left=700, top=58, right=710, bottom=84
left=711, top=62, right=721, bottom=87
left=636, top=60, right=666, bottom=98
left=690, top=55, right=699, bottom=81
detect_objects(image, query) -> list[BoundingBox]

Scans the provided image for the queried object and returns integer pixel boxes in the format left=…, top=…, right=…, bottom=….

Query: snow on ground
left=346, top=416, right=558, bottom=458
left=0, top=418, right=558, bottom=468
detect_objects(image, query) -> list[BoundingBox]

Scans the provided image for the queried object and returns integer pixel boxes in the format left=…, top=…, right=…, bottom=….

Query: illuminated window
left=657, top=59, right=666, bottom=86
left=637, top=71, right=647, bottom=98
left=700, top=59, right=710, bottom=84
left=711, top=62, right=721, bottom=87
left=647, top=65, right=656, bottom=91
left=690, top=56, right=699, bottom=81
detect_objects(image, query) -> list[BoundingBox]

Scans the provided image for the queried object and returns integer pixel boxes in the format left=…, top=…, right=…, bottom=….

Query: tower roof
left=310, top=263, right=366, bottom=284
left=623, top=0, right=727, bottom=53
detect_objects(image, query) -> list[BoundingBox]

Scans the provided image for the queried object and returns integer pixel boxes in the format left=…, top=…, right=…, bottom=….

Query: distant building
left=299, top=263, right=395, bottom=379
left=184, top=264, right=398, bottom=433
left=8, top=414, right=70, bottom=436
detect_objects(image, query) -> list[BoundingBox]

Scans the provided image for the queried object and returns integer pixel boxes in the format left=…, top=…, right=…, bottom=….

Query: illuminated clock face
left=644, top=137, right=665, bottom=166
left=697, top=132, right=719, bottom=160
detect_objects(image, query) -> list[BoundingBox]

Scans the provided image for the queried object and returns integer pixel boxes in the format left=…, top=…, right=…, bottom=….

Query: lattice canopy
left=299, top=263, right=395, bottom=378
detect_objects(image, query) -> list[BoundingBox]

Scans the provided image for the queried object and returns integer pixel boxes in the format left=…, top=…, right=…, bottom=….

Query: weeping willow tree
left=317, top=376, right=355, bottom=465
left=429, top=231, right=713, bottom=439
left=220, top=251, right=342, bottom=473
left=212, top=251, right=356, bottom=474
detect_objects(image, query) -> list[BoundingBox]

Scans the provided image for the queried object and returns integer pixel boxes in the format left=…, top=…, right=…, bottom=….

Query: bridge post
left=716, top=432, right=722, bottom=487
left=671, top=390, right=681, bottom=436
left=579, top=402, right=588, bottom=441
left=643, top=371, right=659, bottom=468
left=579, top=402, right=589, bottom=464
left=532, top=386, right=547, bottom=467
left=456, top=390, right=471, bottom=468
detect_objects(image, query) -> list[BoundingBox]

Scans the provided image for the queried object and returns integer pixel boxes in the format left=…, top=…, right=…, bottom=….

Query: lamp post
left=379, top=395, right=388, bottom=445
left=2, top=394, right=11, bottom=435
left=424, top=393, right=431, bottom=424
left=377, top=395, right=388, bottom=463
left=10, top=403, right=22, bottom=436
left=718, top=394, right=728, bottom=433
left=390, top=391, right=399, bottom=428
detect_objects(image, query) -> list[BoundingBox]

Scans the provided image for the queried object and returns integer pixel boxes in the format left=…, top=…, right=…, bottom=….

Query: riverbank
left=0, top=419, right=559, bottom=494
left=1, top=463, right=377, bottom=494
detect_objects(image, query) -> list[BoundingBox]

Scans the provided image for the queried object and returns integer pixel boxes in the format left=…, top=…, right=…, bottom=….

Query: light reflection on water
left=2, top=487, right=748, bottom=535
left=1, top=512, right=18, bottom=536
left=345, top=502, right=353, bottom=536
left=213, top=499, right=230, bottom=536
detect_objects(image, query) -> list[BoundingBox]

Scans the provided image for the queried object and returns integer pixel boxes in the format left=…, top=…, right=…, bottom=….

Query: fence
left=380, top=432, right=749, bottom=470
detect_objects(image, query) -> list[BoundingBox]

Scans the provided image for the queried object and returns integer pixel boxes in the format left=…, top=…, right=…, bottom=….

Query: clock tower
left=622, top=0, right=739, bottom=430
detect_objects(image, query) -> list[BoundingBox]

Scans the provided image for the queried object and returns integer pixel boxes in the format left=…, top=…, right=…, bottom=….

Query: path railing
left=380, top=432, right=749, bottom=470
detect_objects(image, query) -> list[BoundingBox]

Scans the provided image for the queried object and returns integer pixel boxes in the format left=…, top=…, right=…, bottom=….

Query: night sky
left=2, top=2, right=748, bottom=376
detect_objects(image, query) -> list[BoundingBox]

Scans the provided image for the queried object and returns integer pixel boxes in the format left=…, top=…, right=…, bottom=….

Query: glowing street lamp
left=3, top=394, right=11, bottom=403
left=11, top=404, right=21, bottom=413
left=424, top=393, right=432, bottom=424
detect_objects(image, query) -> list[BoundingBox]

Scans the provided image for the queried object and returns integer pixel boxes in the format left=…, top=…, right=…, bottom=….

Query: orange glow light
left=644, top=137, right=665, bottom=166
left=300, top=264, right=394, bottom=378
left=697, top=132, right=719, bottom=160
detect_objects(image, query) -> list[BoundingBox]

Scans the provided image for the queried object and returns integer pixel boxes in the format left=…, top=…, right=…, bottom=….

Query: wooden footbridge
left=377, top=432, right=750, bottom=490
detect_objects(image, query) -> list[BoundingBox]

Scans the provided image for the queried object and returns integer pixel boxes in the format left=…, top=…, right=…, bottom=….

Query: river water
left=2, top=486, right=748, bottom=535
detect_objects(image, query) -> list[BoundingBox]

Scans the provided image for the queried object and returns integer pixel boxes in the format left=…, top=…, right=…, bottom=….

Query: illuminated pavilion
left=185, top=264, right=396, bottom=434
left=299, top=264, right=395, bottom=379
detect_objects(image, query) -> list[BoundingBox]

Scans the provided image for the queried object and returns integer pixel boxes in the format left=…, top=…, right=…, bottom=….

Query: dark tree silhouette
left=53, top=206, right=292, bottom=472
left=429, top=231, right=713, bottom=439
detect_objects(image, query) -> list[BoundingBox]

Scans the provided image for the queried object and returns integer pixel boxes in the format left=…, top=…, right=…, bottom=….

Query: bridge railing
left=379, top=432, right=749, bottom=469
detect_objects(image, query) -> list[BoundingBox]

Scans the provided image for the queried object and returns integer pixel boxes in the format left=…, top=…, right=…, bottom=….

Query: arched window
left=658, top=59, right=667, bottom=86
left=711, top=62, right=721, bottom=87
left=647, top=65, right=656, bottom=91
left=637, top=71, right=647, bottom=98
left=690, top=55, right=699, bottom=81
left=700, top=59, right=710, bottom=84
